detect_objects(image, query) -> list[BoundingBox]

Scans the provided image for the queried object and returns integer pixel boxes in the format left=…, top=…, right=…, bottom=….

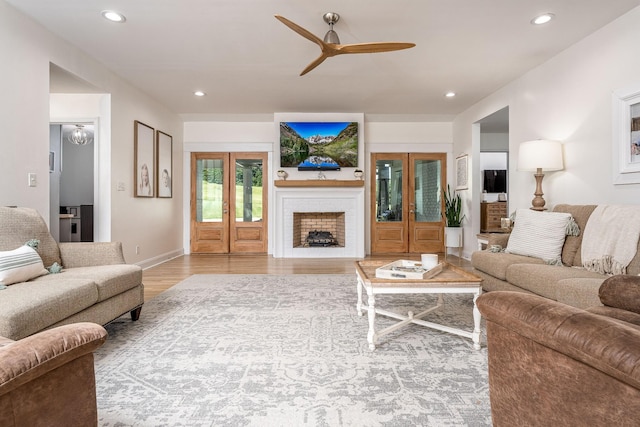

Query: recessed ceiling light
left=531, top=13, right=554, bottom=25
left=194, top=91, right=206, bottom=97
left=101, top=10, right=126, bottom=23
left=445, top=92, right=456, bottom=98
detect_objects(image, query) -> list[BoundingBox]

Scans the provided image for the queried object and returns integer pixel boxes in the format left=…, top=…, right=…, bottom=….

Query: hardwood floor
left=142, top=254, right=471, bottom=301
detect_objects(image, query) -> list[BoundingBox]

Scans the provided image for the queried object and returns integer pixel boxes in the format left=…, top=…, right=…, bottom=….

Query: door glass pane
left=234, top=159, right=263, bottom=222
left=196, top=158, right=224, bottom=222
left=375, top=159, right=403, bottom=222
left=414, top=159, right=442, bottom=222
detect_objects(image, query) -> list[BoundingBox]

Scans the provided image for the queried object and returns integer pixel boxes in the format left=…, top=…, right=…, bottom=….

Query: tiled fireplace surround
left=274, top=187, right=365, bottom=258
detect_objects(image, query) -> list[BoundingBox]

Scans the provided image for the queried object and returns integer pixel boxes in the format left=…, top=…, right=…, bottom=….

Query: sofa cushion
left=0, top=207, right=61, bottom=268
left=505, top=264, right=606, bottom=300
left=0, top=245, right=48, bottom=286
left=0, top=278, right=98, bottom=340
left=506, top=209, right=572, bottom=264
left=552, top=204, right=597, bottom=266
left=471, top=250, right=545, bottom=281
left=43, top=265, right=143, bottom=302
left=555, top=278, right=604, bottom=309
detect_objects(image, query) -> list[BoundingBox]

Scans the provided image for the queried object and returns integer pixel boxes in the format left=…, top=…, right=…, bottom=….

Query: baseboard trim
left=136, top=248, right=184, bottom=270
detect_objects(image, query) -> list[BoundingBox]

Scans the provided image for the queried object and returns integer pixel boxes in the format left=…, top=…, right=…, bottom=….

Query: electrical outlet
left=28, top=173, right=37, bottom=187
left=135, top=246, right=140, bottom=254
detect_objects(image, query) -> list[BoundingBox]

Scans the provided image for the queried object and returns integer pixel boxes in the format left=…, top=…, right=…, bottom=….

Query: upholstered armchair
left=477, top=275, right=640, bottom=426
left=0, top=323, right=107, bottom=427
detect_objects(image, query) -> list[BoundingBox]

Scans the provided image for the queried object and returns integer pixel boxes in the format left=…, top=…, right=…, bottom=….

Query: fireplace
left=274, top=187, right=365, bottom=258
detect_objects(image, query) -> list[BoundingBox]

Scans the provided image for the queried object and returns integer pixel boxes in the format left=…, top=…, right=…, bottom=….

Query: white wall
left=453, top=6, right=640, bottom=259
left=1, top=2, right=183, bottom=266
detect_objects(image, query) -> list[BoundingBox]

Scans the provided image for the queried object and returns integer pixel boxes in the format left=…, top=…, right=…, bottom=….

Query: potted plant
left=443, top=184, right=465, bottom=249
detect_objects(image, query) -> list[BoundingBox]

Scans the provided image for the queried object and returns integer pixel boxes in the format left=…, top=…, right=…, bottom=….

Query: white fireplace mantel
left=274, top=186, right=365, bottom=258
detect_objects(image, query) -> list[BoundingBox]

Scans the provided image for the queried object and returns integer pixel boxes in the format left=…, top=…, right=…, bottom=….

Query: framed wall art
left=156, top=130, right=173, bottom=198
left=134, top=120, right=155, bottom=197
left=613, top=85, right=640, bottom=184
left=455, top=154, right=469, bottom=190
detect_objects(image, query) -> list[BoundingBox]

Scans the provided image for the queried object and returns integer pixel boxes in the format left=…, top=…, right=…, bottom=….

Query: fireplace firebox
left=293, top=212, right=345, bottom=248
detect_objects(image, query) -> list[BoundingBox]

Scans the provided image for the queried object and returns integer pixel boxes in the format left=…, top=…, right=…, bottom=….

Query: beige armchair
left=0, top=323, right=107, bottom=427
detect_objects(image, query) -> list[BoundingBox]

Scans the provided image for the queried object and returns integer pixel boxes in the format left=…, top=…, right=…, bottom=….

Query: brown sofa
left=471, top=204, right=640, bottom=308
left=477, top=275, right=640, bottom=426
left=0, top=322, right=107, bottom=427
left=0, top=207, right=143, bottom=340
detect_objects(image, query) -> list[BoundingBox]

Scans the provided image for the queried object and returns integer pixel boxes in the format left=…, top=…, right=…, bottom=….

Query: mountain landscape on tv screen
left=279, top=122, right=358, bottom=169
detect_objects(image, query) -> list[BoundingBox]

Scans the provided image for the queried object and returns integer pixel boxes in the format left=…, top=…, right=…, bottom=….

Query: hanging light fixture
left=69, top=125, right=91, bottom=145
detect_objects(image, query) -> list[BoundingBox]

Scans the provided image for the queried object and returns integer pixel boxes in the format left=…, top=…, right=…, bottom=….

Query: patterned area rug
left=95, top=274, right=491, bottom=426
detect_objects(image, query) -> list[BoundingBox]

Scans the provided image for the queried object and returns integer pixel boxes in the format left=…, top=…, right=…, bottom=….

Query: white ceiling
left=9, top=0, right=640, bottom=120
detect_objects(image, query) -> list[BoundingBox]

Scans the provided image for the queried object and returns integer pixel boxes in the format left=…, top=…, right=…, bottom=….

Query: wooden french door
left=190, top=152, right=268, bottom=253
left=370, top=153, right=447, bottom=254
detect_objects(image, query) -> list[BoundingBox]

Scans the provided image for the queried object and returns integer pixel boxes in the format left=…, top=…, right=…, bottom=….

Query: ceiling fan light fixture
left=531, top=13, right=554, bottom=25
left=101, top=10, right=126, bottom=23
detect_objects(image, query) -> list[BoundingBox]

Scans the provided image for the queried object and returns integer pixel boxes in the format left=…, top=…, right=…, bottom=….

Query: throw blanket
left=581, top=205, right=640, bottom=275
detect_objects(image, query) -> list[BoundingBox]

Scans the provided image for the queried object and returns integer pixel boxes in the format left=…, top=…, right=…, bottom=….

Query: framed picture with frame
left=156, top=130, right=172, bottom=198
left=134, top=120, right=155, bottom=198
left=613, top=85, right=640, bottom=184
left=456, top=154, right=469, bottom=190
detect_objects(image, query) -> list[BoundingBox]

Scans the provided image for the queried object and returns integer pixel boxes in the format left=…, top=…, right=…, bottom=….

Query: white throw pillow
left=0, top=245, right=48, bottom=286
left=505, top=209, right=571, bottom=263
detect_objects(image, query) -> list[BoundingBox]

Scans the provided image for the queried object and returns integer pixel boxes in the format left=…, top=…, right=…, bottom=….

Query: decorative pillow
left=505, top=209, right=572, bottom=264
left=0, top=245, right=48, bottom=286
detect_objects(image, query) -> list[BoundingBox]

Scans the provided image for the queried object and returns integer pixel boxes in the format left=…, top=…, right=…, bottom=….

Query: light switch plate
left=28, top=173, right=37, bottom=187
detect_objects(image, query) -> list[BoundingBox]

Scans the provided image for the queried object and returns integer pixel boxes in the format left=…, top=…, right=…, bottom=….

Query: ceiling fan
left=275, top=13, right=416, bottom=76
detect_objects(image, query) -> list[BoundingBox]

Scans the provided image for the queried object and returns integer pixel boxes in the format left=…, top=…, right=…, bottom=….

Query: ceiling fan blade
left=300, top=54, right=330, bottom=76
left=275, top=15, right=324, bottom=48
left=338, top=42, right=416, bottom=55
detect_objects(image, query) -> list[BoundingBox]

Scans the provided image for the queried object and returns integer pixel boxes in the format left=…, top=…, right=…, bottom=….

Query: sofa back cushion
left=552, top=204, right=597, bottom=267
left=0, top=207, right=61, bottom=267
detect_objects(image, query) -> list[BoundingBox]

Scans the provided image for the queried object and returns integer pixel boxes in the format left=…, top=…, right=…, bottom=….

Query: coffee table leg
left=367, top=291, right=376, bottom=350
left=472, top=292, right=481, bottom=350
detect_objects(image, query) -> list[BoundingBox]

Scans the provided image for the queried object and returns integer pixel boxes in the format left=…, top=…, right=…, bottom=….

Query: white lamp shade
left=518, top=139, right=563, bottom=171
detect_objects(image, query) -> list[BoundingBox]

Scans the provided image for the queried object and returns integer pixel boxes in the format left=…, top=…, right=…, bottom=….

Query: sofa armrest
left=599, top=274, right=640, bottom=314
left=486, top=233, right=510, bottom=248
left=0, top=323, right=107, bottom=395
left=477, top=291, right=640, bottom=389
left=59, top=242, right=126, bottom=267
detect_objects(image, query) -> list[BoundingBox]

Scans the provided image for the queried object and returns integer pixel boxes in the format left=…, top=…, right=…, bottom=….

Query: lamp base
left=530, top=169, right=547, bottom=211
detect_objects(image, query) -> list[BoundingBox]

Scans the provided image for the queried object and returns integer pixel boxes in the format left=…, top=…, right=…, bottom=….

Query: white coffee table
left=355, top=260, right=483, bottom=350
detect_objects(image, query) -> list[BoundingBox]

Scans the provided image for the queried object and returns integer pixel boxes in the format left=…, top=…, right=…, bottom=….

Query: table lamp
left=518, top=140, right=563, bottom=211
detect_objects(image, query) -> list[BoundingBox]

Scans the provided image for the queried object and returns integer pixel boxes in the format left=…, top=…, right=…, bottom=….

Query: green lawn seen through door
left=200, top=182, right=263, bottom=222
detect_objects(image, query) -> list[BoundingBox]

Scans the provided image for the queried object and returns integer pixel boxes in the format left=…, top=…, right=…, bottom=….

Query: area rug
left=95, top=274, right=491, bottom=426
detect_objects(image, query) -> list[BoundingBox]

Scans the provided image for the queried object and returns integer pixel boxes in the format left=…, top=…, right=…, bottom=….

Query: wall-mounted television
left=483, top=169, right=507, bottom=193
left=279, top=121, right=358, bottom=170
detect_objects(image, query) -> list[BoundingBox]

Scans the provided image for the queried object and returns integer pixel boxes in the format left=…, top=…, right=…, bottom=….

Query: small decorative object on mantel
left=354, top=169, right=364, bottom=180
left=375, top=259, right=444, bottom=279
left=277, top=170, right=288, bottom=180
